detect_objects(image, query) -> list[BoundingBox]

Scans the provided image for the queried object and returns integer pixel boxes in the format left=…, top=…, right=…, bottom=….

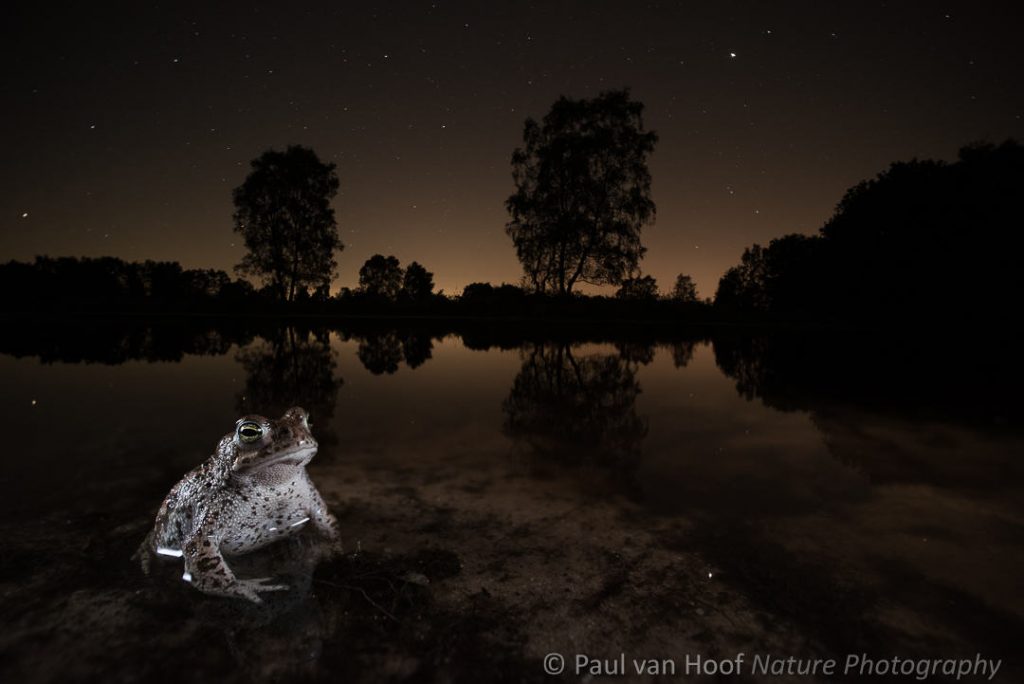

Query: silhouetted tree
left=311, top=282, right=331, bottom=302
left=720, top=244, right=766, bottom=312
left=715, top=140, right=1024, bottom=321
left=714, top=235, right=824, bottom=314
left=140, top=260, right=184, bottom=301
left=257, top=282, right=285, bottom=301
left=615, top=275, right=658, bottom=300
left=506, top=89, right=657, bottom=295
left=184, top=269, right=231, bottom=299
left=219, top=278, right=256, bottom=304
left=671, top=274, right=698, bottom=303
left=460, top=282, right=493, bottom=300
left=458, top=282, right=527, bottom=314
left=401, top=261, right=435, bottom=301
left=358, top=254, right=403, bottom=300
left=232, top=145, right=343, bottom=302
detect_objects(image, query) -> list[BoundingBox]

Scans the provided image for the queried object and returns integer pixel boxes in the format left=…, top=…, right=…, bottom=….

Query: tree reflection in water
left=671, top=339, right=697, bottom=368
left=401, top=331, right=433, bottom=369
left=502, top=343, right=648, bottom=468
left=356, top=331, right=403, bottom=375
left=614, top=340, right=656, bottom=366
left=235, top=326, right=342, bottom=446
left=711, top=331, right=1024, bottom=489
left=356, top=330, right=434, bottom=374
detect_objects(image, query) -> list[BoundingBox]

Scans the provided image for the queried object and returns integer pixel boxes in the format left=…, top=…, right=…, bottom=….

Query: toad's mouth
left=243, top=445, right=318, bottom=471
left=268, top=445, right=317, bottom=464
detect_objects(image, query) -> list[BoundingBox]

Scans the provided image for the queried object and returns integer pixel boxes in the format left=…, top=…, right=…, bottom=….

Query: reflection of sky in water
left=636, top=344, right=865, bottom=518
left=335, top=334, right=521, bottom=456
left=2, top=332, right=1022, bottom=680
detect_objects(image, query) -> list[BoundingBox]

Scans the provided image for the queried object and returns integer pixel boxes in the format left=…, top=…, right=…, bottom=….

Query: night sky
left=3, top=1, right=1022, bottom=297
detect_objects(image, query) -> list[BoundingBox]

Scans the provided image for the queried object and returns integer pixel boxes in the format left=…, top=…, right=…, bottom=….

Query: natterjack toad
left=135, top=407, right=340, bottom=602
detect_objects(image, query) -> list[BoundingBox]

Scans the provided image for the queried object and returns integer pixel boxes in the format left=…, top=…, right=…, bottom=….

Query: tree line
left=714, top=139, right=1024, bottom=323
left=0, top=253, right=444, bottom=312
left=0, top=252, right=708, bottom=319
left=0, top=256, right=258, bottom=312
left=3, top=88, right=1019, bottom=325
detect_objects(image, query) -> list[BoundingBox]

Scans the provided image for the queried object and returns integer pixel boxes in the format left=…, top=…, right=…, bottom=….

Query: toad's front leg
left=306, top=485, right=342, bottom=552
left=183, top=532, right=288, bottom=603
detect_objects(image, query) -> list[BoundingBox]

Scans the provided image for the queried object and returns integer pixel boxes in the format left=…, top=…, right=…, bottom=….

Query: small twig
left=314, top=578, right=399, bottom=622
left=693, top=595, right=739, bottom=628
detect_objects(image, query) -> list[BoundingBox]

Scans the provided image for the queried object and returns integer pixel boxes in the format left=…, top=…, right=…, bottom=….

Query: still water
left=1, top=321, right=1021, bottom=682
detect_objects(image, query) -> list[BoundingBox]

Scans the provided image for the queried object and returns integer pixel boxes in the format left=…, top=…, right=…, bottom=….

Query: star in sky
left=2, top=2, right=1021, bottom=298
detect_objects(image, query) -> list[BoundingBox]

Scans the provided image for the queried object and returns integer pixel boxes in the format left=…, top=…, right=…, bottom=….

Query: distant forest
left=715, top=139, right=1023, bottom=323
left=2, top=138, right=1021, bottom=326
left=0, top=254, right=708, bottom=320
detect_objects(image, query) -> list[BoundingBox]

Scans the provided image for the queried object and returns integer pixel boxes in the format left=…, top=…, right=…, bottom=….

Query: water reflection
left=1, top=320, right=1022, bottom=682
left=670, top=339, right=697, bottom=368
left=186, top=537, right=333, bottom=681
left=502, top=342, right=648, bottom=468
left=712, top=332, right=1024, bottom=489
left=0, top=317, right=256, bottom=364
left=196, top=544, right=466, bottom=682
left=712, top=331, right=1021, bottom=421
left=355, top=331, right=404, bottom=375
left=400, top=331, right=434, bottom=369
left=353, top=330, right=434, bottom=374
left=235, top=327, right=342, bottom=448
left=613, top=339, right=656, bottom=366
left=699, top=332, right=1024, bottom=664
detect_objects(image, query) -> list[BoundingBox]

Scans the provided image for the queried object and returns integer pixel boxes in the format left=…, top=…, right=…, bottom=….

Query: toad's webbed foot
left=185, top=534, right=290, bottom=603
left=229, top=577, right=291, bottom=604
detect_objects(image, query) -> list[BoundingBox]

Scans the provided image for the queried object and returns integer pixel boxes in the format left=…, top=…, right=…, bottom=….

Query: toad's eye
left=238, top=422, right=264, bottom=443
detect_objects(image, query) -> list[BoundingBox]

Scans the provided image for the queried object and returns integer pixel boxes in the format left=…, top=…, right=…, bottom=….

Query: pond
left=1, top=320, right=1021, bottom=682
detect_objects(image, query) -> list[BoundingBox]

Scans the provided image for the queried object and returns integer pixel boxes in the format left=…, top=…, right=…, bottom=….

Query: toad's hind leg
left=183, top=533, right=288, bottom=603
left=132, top=529, right=155, bottom=574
